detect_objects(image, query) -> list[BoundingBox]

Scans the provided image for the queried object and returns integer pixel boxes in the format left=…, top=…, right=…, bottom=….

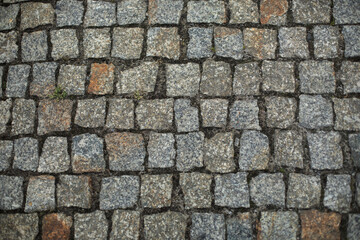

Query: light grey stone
left=187, top=27, right=213, bottom=59
left=117, top=0, right=146, bottom=25
left=214, top=27, right=243, bottom=59
left=343, top=25, right=360, bottom=58
left=57, top=175, right=92, bottom=208
left=299, top=95, right=333, bottom=129
left=22, top=30, right=47, bottom=62
left=333, top=98, right=360, bottom=130
left=314, top=26, right=340, bottom=59
left=141, top=174, right=172, bottom=208
left=233, top=62, right=262, bottom=96
left=74, top=211, right=108, bottom=240
left=0, top=99, right=11, bottom=134
left=56, top=0, right=84, bottom=27
left=201, top=60, right=232, bottom=96
left=340, top=61, right=360, bottom=94
left=265, top=96, right=296, bottom=128
left=0, top=4, right=19, bottom=30
left=324, top=174, right=352, bottom=212
left=0, top=31, right=18, bottom=63
left=174, top=99, right=199, bottom=132
left=200, top=99, right=228, bottom=128
left=258, top=211, right=299, bottom=240
left=25, top=175, right=55, bottom=212
left=146, top=27, right=180, bottom=59
left=38, top=137, right=70, bottom=173
left=148, top=0, right=184, bottom=24
left=176, top=132, right=204, bottom=171
left=188, top=0, right=226, bottom=23
left=279, top=27, right=309, bottom=58
left=229, top=0, right=259, bottom=23
left=274, top=130, right=304, bottom=168
left=262, top=61, right=295, bottom=93
left=84, top=0, right=116, bottom=27
left=110, top=211, right=140, bottom=240
left=6, top=64, right=30, bottom=98
left=148, top=132, right=175, bottom=168
left=0, top=141, right=12, bottom=171
left=348, top=214, right=360, bottom=240
left=292, top=0, right=331, bottom=23
left=250, top=173, right=285, bottom=207
left=112, top=27, right=144, bottom=59
left=230, top=100, right=261, bottom=130
left=84, top=28, right=111, bottom=58
left=11, top=99, right=36, bottom=136
left=0, top=176, right=23, bottom=210
left=191, top=213, right=225, bottom=240
left=51, top=29, right=79, bottom=60
left=106, top=99, right=134, bottom=129
left=75, top=97, right=106, bottom=128
left=166, top=63, right=200, bottom=97
left=334, top=0, right=360, bottom=24
left=287, top=173, right=321, bottom=208
left=58, top=65, right=87, bottom=95
left=13, top=137, right=38, bottom=171
left=136, top=99, right=173, bottom=130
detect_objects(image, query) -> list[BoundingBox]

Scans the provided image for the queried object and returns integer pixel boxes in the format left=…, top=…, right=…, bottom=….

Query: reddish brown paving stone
left=243, top=28, right=277, bottom=60
left=42, top=213, right=72, bottom=240
left=88, top=63, right=114, bottom=95
left=260, top=0, right=288, bottom=25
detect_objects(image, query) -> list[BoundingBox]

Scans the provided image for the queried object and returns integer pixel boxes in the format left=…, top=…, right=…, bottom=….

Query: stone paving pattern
left=0, top=0, right=360, bottom=239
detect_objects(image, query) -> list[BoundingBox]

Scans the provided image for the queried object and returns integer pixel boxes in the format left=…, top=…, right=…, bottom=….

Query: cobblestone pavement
left=0, top=0, right=360, bottom=239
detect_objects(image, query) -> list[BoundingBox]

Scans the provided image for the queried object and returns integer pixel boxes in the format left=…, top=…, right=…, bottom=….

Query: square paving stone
left=324, top=174, right=352, bottom=212
left=100, top=176, right=139, bottom=210
left=214, top=27, right=243, bottom=59
left=0, top=141, right=12, bottom=171
left=6, top=64, right=30, bottom=98
left=74, top=211, right=108, bottom=240
left=250, top=173, right=285, bottom=207
left=88, top=63, right=114, bottom=95
left=239, top=131, right=270, bottom=170
left=11, top=99, right=36, bottom=136
left=258, top=211, right=299, bottom=240
left=75, top=98, right=106, bottom=128
left=0, top=175, right=23, bottom=210
left=260, top=0, right=288, bottom=25
left=50, top=29, right=79, bottom=60
left=117, top=0, right=146, bottom=25
left=0, top=99, right=12, bottom=134
left=191, top=213, right=225, bottom=240
left=174, top=99, right=199, bottom=132
left=300, top=60, right=335, bottom=93
left=13, top=137, right=38, bottom=171
left=347, top=214, right=360, bottom=240
left=307, top=131, right=343, bottom=170
left=279, top=27, right=309, bottom=58
left=136, top=99, right=173, bottom=130
left=314, top=26, right=340, bottom=59
left=187, top=27, right=213, bottom=59
left=201, top=60, right=232, bottom=96
left=215, top=173, right=250, bottom=208
left=230, top=100, right=261, bottom=130
left=144, top=211, right=187, bottom=240
left=349, top=134, right=360, bottom=168
left=357, top=174, right=360, bottom=206
left=274, top=130, right=303, bottom=168
left=112, top=28, right=144, bottom=59
left=106, top=99, right=134, bottom=129
left=0, top=67, right=2, bottom=97
left=176, top=132, right=204, bottom=171
left=334, top=0, right=360, bottom=24
left=233, top=62, right=261, bottom=96
left=265, top=96, right=296, bottom=128
left=148, top=0, right=184, bottom=24
left=333, top=98, right=360, bottom=130
left=22, top=30, right=47, bottom=62
left=30, top=62, right=57, bottom=97
left=38, top=137, right=70, bottom=173
left=42, top=213, right=72, bottom=240
left=38, top=99, right=73, bottom=135
left=84, top=28, right=111, bottom=58
left=166, top=63, right=200, bottom=97
left=21, top=2, right=54, bottom=30
left=188, top=0, right=226, bottom=23
left=141, top=174, right=172, bottom=208
left=299, top=95, right=333, bottom=129
left=147, top=27, right=180, bottom=59
left=292, top=0, right=330, bottom=23
left=0, top=4, right=19, bottom=30
left=84, top=0, right=115, bottom=27
left=180, top=172, right=212, bottom=209
left=243, top=28, right=277, bottom=59
left=148, top=132, right=175, bottom=168
left=200, top=99, right=228, bottom=128
left=25, top=175, right=55, bottom=212
left=72, top=133, right=105, bottom=173
left=342, top=25, right=360, bottom=57
left=110, top=210, right=140, bottom=240
left=0, top=31, right=18, bottom=63
left=0, top=214, right=38, bottom=239
left=227, top=213, right=253, bottom=240
left=58, top=65, right=87, bottom=95
left=57, top=175, right=92, bottom=208
left=340, top=61, right=360, bottom=94
left=105, top=132, right=145, bottom=171
left=229, top=0, right=259, bottom=23
left=56, top=0, right=84, bottom=27
left=262, top=61, right=295, bottom=92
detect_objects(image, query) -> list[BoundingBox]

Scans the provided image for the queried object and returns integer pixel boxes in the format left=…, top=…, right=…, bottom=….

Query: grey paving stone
left=38, top=137, right=70, bottom=173
left=201, top=60, right=232, bottom=96
left=148, top=132, right=175, bottom=168
left=0, top=67, right=2, bottom=97
left=333, top=98, right=360, bottom=130
left=141, top=174, right=172, bottom=208
left=300, top=60, right=335, bottom=93
left=105, top=132, right=145, bottom=171
left=21, top=2, right=54, bottom=30
left=74, top=211, right=108, bottom=240
left=88, top=63, right=114, bottom=95
left=343, top=25, right=360, bottom=58
left=4, top=0, right=30, bottom=2
left=25, top=175, right=55, bottom=212
left=279, top=27, right=309, bottom=58
left=56, top=0, right=84, bottom=27
left=299, top=95, right=333, bottom=129
left=258, top=211, right=299, bottom=240
left=176, top=132, right=204, bottom=171
left=243, top=28, right=277, bottom=59
left=174, top=99, right=199, bottom=132
left=72, top=133, right=105, bottom=173
left=0, top=175, right=23, bottom=210
left=13, top=137, right=38, bottom=171
left=274, top=130, right=304, bottom=168
left=0, top=99, right=11, bottom=134
left=287, top=173, right=321, bottom=209
left=117, top=0, right=146, bottom=25
left=136, top=99, right=173, bottom=130
left=117, top=62, right=158, bottom=94
left=0, top=213, right=38, bottom=240
left=106, top=99, right=134, bottom=129
left=58, top=65, right=87, bottom=95
left=204, top=132, right=235, bottom=173
left=191, top=213, right=225, bottom=240
left=250, top=173, right=285, bottom=207
left=0, top=141, right=12, bottom=171
left=166, top=63, right=200, bottom=97
left=22, top=30, right=47, bottom=62
left=262, top=61, right=295, bottom=93
left=148, top=0, right=184, bottom=24
left=227, top=213, right=253, bottom=240
left=75, top=98, right=106, bottom=128
left=84, top=28, right=111, bottom=58
left=239, top=131, right=270, bottom=171
left=349, top=134, right=360, bottom=168
left=357, top=174, right=360, bottom=206
left=340, top=61, right=360, bottom=94
left=348, top=214, right=360, bottom=240
left=180, top=172, right=212, bottom=209
left=188, top=0, right=226, bottom=23
left=6, top=64, right=30, bottom=98
left=84, top=0, right=115, bottom=27
left=260, top=0, right=288, bottom=25
left=233, top=62, right=261, bottom=96
left=265, top=96, right=296, bottom=128
left=30, top=62, right=57, bottom=97
left=229, top=0, right=259, bottom=23
left=230, top=100, right=261, bottom=130
left=0, top=4, right=19, bottom=30
left=334, top=0, right=360, bottom=24
left=187, top=27, right=213, bottom=59
left=292, top=0, right=330, bottom=24
left=147, top=27, right=180, bottom=59
left=100, top=176, right=139, bottom=210
left=11, top=99, right=35, bottom=136
left=110, top=210, right=140, bottom=240
left=314, top=26, right=340, bottom=59
left=214, top=27, right=243, bottom=59
left=50, top=29, right=79, bottom=60
left=200, top=99, right=228, bottom=128
left=215, top=173, right=250, bottom=208
left=57, top=175, right=92, bottom=208
left=308, top=131, right=343, bottom=170
left=324, top=174, right=352, bottom=212
left=112, top=28, right=144, bottom=59
left=0, top=31, right=18, bottom=63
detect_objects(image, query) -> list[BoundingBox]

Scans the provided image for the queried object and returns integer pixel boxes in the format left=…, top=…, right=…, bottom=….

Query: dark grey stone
left=233, top=62, right=262, bottom=96
left=274, top=130, right=304, bottom=168
left=314, top=26, right=340, bottom=59
left=0, top=4, right=19, bottom=30
left=0, top=31, right=18, bottom=63
left=243, top=28, right=277, bottom=60
left=0, top=99, right=11, bottom=134
left=0, top=67, right=2, bottom=97
left=56, top=0, right=84, bottom=27
left=84, top=28, right=111, bottom=58
left=340, top=61, right=360, bottom=93
left=58, top=64, right=87, bottom=95
left=349, top=133, right=360, bottom=168
left=25, top=175, right=55, bottom=212
left=214, top=27, right=243, bottom=59
left=250, top=173, right=285, bottom=207
left=11, top=99, right=36, bottom=135
left=201, top=60, right=232, bottom=96
left=230, top=100, right=261, bottom=130
left=106, top=99, right=134, bottom=129
left=74, top=211, right=108, bottom=240
left=141, top=174, right=172, bottom=208
left=292, top=0, right=330, bottom=23
left=0, top=175, right=23, bottom=210
left=146, top=27, right=180, bottom=59
left=348, top=214, right=360, bottom=240
left=6, top=64, right=30, bottom=98
left=38, top=137, right=70, bottom=173
left=176, top=132, right=204, bottom=171
left=227, top=213, right=253, bottom=240
left=180, top=172, right=212, bottom=209
left=200, top=99, right=228, bottom=128
left=187, top=27, right=213, bottom=59
left=188, top=0, right=226, bottom=23
left=229, top=0, right=259, bottom=23
left=343, top=25, right=360, bottom=58
left=84, top=0, right=115, bottom=27
left=333, top=98, right=360, bottom=131
left=166, top=63, right=200, bottom=97
left=110, top=211, right=140, bottom=240
left=50, top=29, right=79, bottom=60
left=262, top=61, right=295, bottom=93
left=265, top=96, right=296, bottom=128
left=57, top=175, right=92, bottom=208
left=357, top=174, right=360, bottom=207
left=22, top=30, right=47, bottom=62
left=148, top=0, right=184, bottom=24
left=112, top=27, right=144, bottom=59
left=0, top=141, right=12, bottom=171
left=191, top=213, right=225, bottom=240
left=299, top=95, right=333, bottom=129
left=13, top=137, right=38, bottom=171
left=279, top=27, right=309, bottom=58
left=136, top=99, right=173, bottom=130
left=324, top=174, right=352, bottom=213
left=20, top=2, right=54, bottom=30
left=334, top=0, right=360, bottom=24
left=117, top=0, right=146, bottom=25
left=258, top=211, right=299, bottom=239
left=174, top=99, right=199, bottom=132
left=0, top=214, right=38, bottom=240
left=75, top=97, right=106, bottom=128
left=148, top=132, right=175, bottom=168
left=30, top=62, right=57, bottom=97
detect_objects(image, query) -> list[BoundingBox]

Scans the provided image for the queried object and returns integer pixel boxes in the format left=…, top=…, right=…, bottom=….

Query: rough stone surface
left=349, top=134, right=360, bottom=168
left=324, top=174, right=352, bottom=213
left=200, top=99, right=228, bottom=128
left=74, top=211, right=108, bottom=240
left=187, top=27, right=213, bottom=59
left=0, top=31, right=18, bottom=63
left=106, top=99, right=134, bottom=129
left=174, top=99, right=199, bottom=132
left=0, top=4, right=19, bottom=30
left=244, top=28, right=277, bottom=59
left=56, top=0, right=84, bottom=27
left=58, top=65, right=87, bottom=95
left=21, top=2, right=54, bottom=30
left=30, top=62, right=57, bottom=97
left=214, top=27, right=243, bottom=59
left=227, top=213, right=253, bottom=240
left=274, top=130, right=303, bottom=168
left=314, top=26, right=339, bottom=59
left=229, top=0, right=259, bottom=23
left=57, top=175, right=92, bottom=208
left=148, top=0, right=184, bottom=24
left=147, top=27, right=180, bottom=59
left=148, top=132, right=175, bottom=168
left=22, top=30, right=47, bottom=62
left=357, top=174, right=360, bottom=206
left=292, top=0, right=331, bottom=24
left=299, top=60, right=335, bottom=93
left=38, top=137, right=70, bottom=173
left=0, top=99, right=12, bottom=134
left=180, top=172, right=212, bottom=209
left=260, top=0, right=288, bottom=25
left=42, top=213, right=72, bottom=240
left=188, top=0, right=226, bottom=23
left=0, top=214, right=38, bottom=240
left=279, top=27, right=309, bottom=58
left=334, top=0, right=360, bottom=24
left=110, top=211, right=140, bottom=240
left=176, top=132, right=204, bottom=171
left=333, top=98, right=360, bottom=130
left=117, top=0, right=146, bottom=25
left=141, top=174, right=172, bottom=208
left=299, top=95, right=333, bottom=129
left=347, top=214, right=360, bottom=240
left=13, top=137, right=38, bottom=171
left=6, top=64, right=30, bottom=98
left=265, top=96, right=296, bottom=128
left=0, top=141, right=12, bottom=171
left=340, top=61, right=360, bottom=94
left=343, top=26, right=360, bottom=58
left=166, top=63, right=200, bottom=97
left=233, top=62, right=262, bottom=95
left=84, top=0, right=116, bottom=27
left=258, top=211, right=299, bottom=240
left=191, top=213, right=225, bottom=240
left=230, top=100, right=261, bottom=130
left=112, top=28, right=144, bottom=59
left=200, top=60, right=232, bottom=96
left=75, top=98, right=106, bottom=128
left=50, top=29, right=79, bottom=60
left=0, top=175, right=23, bottom=210
left=262, top=61, right=295, bottom=92
left=136, top=99, right=173, bottom=130
left=88, top=63, right=114, bottom=95
left=25, top=175, right=55, bottom=212
left=250, top=173, right=285, bottom=207
left=84, top=28, right=111, bottom=58
left=11, top=98, right=36, bottom=135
